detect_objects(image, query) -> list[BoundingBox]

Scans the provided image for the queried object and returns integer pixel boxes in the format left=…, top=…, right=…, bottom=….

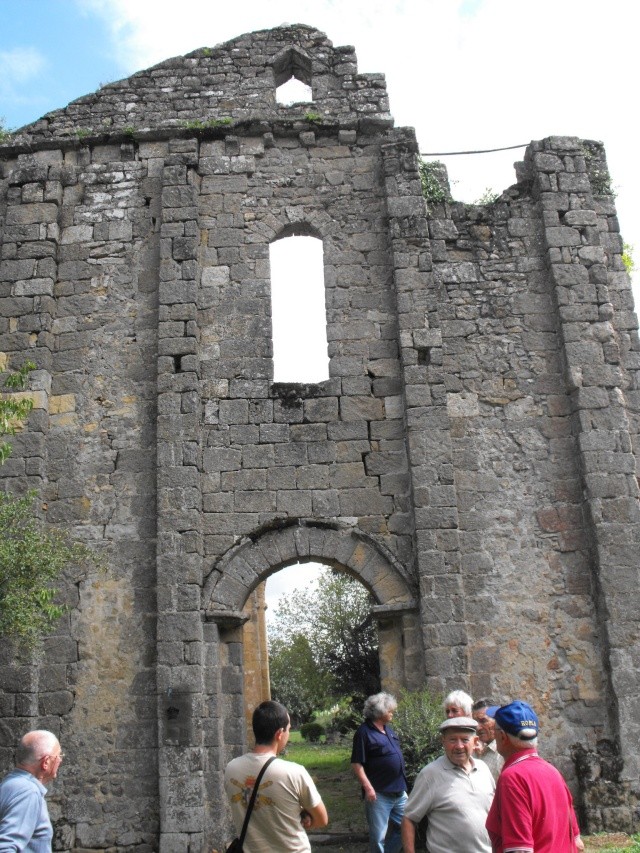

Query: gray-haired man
left=485, top=701, right=584, bottom=853
left=401, top=717, right=494, bottom=853
left=472, top=698, right=504, bottom=781
left=0, top=730, right=63, bottom=852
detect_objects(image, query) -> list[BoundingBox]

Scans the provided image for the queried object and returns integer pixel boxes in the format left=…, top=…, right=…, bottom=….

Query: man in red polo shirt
left=485, top=701, right=584, bottom=853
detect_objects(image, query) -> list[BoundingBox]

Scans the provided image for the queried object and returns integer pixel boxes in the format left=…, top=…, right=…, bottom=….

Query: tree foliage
left=269, top=633, right=334, bottom=725
left=269, top=567, right=381, bottom=716
left=0, top=361, right=97, bottom=648
left=0, top=491, right=94, bottom=647
left=474, top=188, right=500, bottom=205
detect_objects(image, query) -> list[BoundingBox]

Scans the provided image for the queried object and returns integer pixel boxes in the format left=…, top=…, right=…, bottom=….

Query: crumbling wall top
left=9, top=24, right=393, bottom=144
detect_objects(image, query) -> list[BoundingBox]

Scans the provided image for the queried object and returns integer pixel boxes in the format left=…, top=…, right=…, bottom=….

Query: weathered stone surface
left=1, top=24, right=639, bottom=853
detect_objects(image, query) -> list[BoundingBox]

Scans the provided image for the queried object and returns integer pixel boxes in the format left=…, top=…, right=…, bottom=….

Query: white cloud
left=0, top=46, right=46, bottom=82
left=75, top=0, right=637, bottom=287
left=265, top=562, right=323, bottom=622
left=0, top=47, right=47, bottom=103
left=77, top=0, right=435, bottom=76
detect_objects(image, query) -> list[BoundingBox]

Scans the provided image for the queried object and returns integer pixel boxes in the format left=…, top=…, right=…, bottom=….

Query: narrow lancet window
left=269, top=233, right=329, bottom=383
left=273, top=47, right=313, bottom=106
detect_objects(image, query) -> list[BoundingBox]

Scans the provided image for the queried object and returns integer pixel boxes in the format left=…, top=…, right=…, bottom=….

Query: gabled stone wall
left=15, top=25, right=391, bottom=143
left=1, top=24, right=639, bottom=851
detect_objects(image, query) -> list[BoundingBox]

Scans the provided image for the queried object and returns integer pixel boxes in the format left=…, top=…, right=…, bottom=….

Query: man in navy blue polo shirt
left=351, top=692, right=407, bottom=853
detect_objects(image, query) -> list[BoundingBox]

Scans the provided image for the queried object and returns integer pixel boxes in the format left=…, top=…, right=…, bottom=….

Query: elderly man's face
left=40, top=742, right=63, bottom=784
left=473, top=708, right=496, bottom=744
left=442, top=729, right=477, bottom=769
left=445, top=703, right=466, bottom=718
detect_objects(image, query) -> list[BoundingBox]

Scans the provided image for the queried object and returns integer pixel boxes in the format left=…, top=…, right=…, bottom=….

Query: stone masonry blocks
left=1, top=25, right=639, bottom=851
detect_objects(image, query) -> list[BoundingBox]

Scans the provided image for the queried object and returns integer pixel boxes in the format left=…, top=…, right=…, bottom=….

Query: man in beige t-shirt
left=224, top=701, right=328, bottom=853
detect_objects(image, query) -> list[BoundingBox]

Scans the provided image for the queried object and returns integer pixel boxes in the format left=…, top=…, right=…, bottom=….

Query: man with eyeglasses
left=401, top=717, right=494, bottom=853
left=0, top=730, right=63, bottom=851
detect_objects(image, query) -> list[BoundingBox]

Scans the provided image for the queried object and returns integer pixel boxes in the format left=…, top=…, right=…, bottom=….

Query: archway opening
left=240, top=561, right=382, bottom=737
left=266, top=562, right=380, bottom=728
left=206, top=522, right=422, bottom=756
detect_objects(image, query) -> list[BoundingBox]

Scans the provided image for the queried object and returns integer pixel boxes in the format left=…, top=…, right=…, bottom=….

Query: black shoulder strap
left=238, top=756, right=277, bottom=845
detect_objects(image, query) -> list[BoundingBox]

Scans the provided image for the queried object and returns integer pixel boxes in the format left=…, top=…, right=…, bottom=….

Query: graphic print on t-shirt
left=229, top=775, right=275, bottom=810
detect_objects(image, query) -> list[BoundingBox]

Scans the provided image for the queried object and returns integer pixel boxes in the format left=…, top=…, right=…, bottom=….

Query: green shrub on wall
left=0, top=362, right=98, bottom=648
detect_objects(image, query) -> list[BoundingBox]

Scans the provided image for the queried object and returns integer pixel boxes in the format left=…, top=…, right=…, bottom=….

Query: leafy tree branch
left=0, top=491, right=95, bottom=648
left=0, top=360, right=35, bottom=464
left=269, top=567, right=381, bottom=719
left=0, top=360, right=99, bottom=648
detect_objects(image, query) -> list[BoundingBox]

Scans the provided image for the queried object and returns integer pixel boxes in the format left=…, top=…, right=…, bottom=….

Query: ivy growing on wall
left=581, top=142, right=616, bottom=197
left=419, top=160, right=452, bottom=209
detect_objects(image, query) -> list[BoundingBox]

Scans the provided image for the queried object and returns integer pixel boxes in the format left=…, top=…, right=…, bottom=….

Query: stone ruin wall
left=0, top=137, right=160, bottom=848
left=428, top=143, right=640, bottom=826
left=0, top=24, right=639, bottom=851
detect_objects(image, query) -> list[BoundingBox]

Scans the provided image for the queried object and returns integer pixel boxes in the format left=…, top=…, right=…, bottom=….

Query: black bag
left=227, top=756, right=276, bottom=853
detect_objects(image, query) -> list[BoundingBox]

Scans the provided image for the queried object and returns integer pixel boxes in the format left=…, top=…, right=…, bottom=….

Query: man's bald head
left=15, top=730, right=63, bottom=784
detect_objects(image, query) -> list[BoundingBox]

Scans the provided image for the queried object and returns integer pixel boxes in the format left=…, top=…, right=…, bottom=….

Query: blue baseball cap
left=486, top=701, right=539, bottom=739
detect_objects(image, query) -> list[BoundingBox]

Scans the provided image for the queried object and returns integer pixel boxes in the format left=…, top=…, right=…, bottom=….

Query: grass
left=282, top=734, right=367, bottom=836
left=584, top=834, right=640, bottom=852
left=283, top=735, right=640, bottom=851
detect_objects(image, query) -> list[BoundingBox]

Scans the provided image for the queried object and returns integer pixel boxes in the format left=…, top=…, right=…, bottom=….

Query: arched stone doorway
left=203, top=520, right=423, bottom=748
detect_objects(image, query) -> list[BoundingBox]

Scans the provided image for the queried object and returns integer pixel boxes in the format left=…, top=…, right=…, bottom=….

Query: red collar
left=503, top=747, right=538, bottom=769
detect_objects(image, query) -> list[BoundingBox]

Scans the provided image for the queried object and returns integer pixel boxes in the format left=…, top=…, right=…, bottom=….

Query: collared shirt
left=0, top=769, right=53, bottom=852
left=477, top=739, right=504, bottom=781
left=485, top=748, right=580, bottom=853
left=404, top=754, right=495, bottom=853
left=351, top=721, right=407, bottom=794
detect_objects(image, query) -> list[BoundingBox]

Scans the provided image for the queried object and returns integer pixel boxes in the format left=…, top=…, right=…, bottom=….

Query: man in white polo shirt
left=401, top=716, right=495, bottom=853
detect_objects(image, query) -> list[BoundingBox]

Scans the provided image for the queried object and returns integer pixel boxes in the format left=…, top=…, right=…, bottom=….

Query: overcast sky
left=2, top=0, right=636, bottom=290
left=2, top=0, right=638, bottom=610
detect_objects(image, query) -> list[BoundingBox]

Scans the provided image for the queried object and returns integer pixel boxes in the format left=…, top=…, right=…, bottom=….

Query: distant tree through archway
left=266, top=562, right=381, bottom=723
